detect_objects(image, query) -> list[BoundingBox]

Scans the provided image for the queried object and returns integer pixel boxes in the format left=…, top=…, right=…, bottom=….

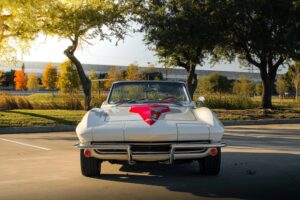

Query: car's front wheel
left=198, top=148, right=221, bottom=175
left=80, top=149, right=101, bottom=177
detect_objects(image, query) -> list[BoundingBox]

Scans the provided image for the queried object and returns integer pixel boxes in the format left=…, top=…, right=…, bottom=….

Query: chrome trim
left=74, top=142, right=226, bottom=163
left=74, top=143, right=225, bottom=149
left=172, top=143, right=225, bottom=148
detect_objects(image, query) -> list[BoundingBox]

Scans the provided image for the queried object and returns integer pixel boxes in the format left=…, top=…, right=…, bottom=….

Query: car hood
left=77, top=106, right=224, bottom=143
left=104, top=105, right=197, bottom=122
left=91, top=105, right=206, bottom=142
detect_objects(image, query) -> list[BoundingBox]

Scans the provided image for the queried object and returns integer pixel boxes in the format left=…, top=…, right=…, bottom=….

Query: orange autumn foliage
left=14, top=69, right=27, bottom=90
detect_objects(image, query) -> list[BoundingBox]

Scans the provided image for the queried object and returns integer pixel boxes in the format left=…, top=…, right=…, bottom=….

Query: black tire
left=199, top=148, right=221, bottom=175
left=80, top=149, right=101, bottom=177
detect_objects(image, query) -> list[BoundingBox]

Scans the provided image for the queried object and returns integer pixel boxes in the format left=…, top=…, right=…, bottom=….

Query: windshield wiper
left=160, top=101, right=183, bottom=106
left=159, top=98, right=182, bottom=105
left=116, top=100, right=137, bottom=105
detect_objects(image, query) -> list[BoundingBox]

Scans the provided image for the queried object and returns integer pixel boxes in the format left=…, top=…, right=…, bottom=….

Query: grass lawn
left=0, top=110, right=86, bottom=127
left=0, top=108, right=299, bottom=127
left=214, top=108, right=300, bottom=121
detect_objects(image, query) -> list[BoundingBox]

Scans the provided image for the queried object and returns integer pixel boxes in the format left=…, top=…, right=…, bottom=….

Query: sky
left=17, top=32, right=269, bottom=73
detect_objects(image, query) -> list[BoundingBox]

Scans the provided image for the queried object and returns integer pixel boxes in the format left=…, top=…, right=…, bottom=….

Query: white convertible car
left=75, top=81, right=225, bottom=177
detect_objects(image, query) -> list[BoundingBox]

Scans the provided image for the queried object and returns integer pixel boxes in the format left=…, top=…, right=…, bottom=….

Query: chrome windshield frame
left=106, top=81, right=192, bottom=105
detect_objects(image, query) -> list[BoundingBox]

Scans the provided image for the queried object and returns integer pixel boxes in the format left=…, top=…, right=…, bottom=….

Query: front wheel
left=198, top=148, right=221, bottom=175
left=80, top=149, right=101, bottom=177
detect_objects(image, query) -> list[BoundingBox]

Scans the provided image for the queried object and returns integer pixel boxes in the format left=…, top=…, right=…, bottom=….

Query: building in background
left=0, top=61, right=263, bottom=83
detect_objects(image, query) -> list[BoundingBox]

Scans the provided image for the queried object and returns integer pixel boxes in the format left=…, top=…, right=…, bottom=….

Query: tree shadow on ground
left=2, top=110, right=75, bottom=125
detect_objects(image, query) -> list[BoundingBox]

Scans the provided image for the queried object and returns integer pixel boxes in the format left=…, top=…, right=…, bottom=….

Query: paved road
left=0, top=124, right=299, bottom=200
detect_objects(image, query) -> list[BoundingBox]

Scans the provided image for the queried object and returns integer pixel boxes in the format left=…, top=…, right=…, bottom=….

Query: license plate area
left=131, top=144, right=171, bottom=154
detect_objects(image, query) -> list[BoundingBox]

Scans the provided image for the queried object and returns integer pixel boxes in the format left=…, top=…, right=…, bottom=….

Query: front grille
left=131, top=145, right=171, bottom=154
left=95, top=149, right=127, bottom=154
left=92, top=141, right=210, bottom=156
left=91, top=140, right=210, bottom=145
left=174, top=148, right=207, bottom=154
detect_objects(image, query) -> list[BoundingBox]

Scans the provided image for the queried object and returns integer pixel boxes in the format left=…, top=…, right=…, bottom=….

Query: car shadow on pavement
left=97, top=152, right=300, bottom=200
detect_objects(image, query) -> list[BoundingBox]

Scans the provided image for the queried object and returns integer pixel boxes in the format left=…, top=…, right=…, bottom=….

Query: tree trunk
left=296, top=85, right=298, bottom=101
left=64, top=45, right=91, bottom=111
left=262, top=78, right=273, bottom=108
left=259, top=68, right=275, bottom=109
left=186, top=65, right=198, bottom=99
left=256, top=55, right=285, bottom=109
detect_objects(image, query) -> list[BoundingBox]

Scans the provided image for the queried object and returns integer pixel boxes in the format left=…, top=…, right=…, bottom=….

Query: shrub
left=195, top=94, right=258, bottom=109
left=232, top=76, right=255, bottom=96
left=0, top=93, right=87, bottom=110
left=29, top=94, right=83, bottom=110
left=16, top=96, right=32, bottom=109
left=91, top=94, right=107, bottom=108
left=255, top=83, right=263, bottom=96
left=0, top=94, right=18, bottom=110
left=62, top=95, right=83, bottom=110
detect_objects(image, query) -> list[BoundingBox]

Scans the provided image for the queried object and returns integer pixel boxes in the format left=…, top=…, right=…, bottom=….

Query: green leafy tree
left=142, top=64, right=162, bottom=80
left=57, top=60, right=80, bottom=94
left=0, top=70, right=4, bottom=85
left=209, top=0, right=300, bottom=108
left=42, top=0, right=129, bottom=110
left=276, top=75, right=288, bottom=99
left=282, top=61, right=300, bottom=99
left=232, top=81, right=240, bottom=95
left=89, top=69, right=100, bottom=94
left=125, top=64, right=142, bottom=80
left=198, top=76, right=213, bottom=95
left=133, top=1, right=220, bottom=97
left=42, top=63, right=58, bottom=90
left=27, top=72, right=40, bottom=91
left=290, top=61, right=300, bottom=100
left=198, top=73, right=231, bottom=94
left=255, top=83, right=263, bottom=96
left=209, top=73, right=231, bottom=93
left=232, top=76, right=255, bottom=96
left=2, top=70, right=15, bottom=87
left=104, top=66, right=123, bottom=90
left=0, top=1, right=45, bottom=64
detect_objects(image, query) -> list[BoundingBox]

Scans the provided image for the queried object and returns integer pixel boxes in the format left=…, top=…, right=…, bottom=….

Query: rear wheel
left=198, top=148, right=221, bottom=175
left=80, top=149, right=101, bottom=177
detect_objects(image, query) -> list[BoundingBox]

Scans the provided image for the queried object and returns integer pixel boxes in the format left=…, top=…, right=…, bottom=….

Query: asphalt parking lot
left=0, top=124, right=299, bottom=200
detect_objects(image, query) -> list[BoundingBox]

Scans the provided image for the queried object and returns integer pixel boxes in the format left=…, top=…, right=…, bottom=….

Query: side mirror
left=198, top=96, right=205, bottom=105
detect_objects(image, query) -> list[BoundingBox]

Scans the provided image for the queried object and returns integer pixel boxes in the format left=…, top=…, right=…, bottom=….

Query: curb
left=0, top=119, right=299, bottom=134
left=223, top=118, right=300, bottom=126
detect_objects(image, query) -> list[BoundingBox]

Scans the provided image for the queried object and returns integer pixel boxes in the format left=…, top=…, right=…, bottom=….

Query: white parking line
left=0, top=138, right=51, bottom=151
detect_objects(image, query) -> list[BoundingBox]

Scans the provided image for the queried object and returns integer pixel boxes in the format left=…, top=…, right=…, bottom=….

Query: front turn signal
left=210, top=148, right=218, bottom=156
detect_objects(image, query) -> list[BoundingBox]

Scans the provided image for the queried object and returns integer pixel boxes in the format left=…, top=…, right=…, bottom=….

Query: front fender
left=76, top=108, right=107, bottom=143
left=193, top=107, right=224, bottom=142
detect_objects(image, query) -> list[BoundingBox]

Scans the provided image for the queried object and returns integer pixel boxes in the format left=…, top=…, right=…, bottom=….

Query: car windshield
left=108, top=82, right=190, bottom=104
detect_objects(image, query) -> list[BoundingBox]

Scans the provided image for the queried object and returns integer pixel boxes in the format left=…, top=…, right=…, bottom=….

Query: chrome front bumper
left=75, top=142, right=226, bottom=164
